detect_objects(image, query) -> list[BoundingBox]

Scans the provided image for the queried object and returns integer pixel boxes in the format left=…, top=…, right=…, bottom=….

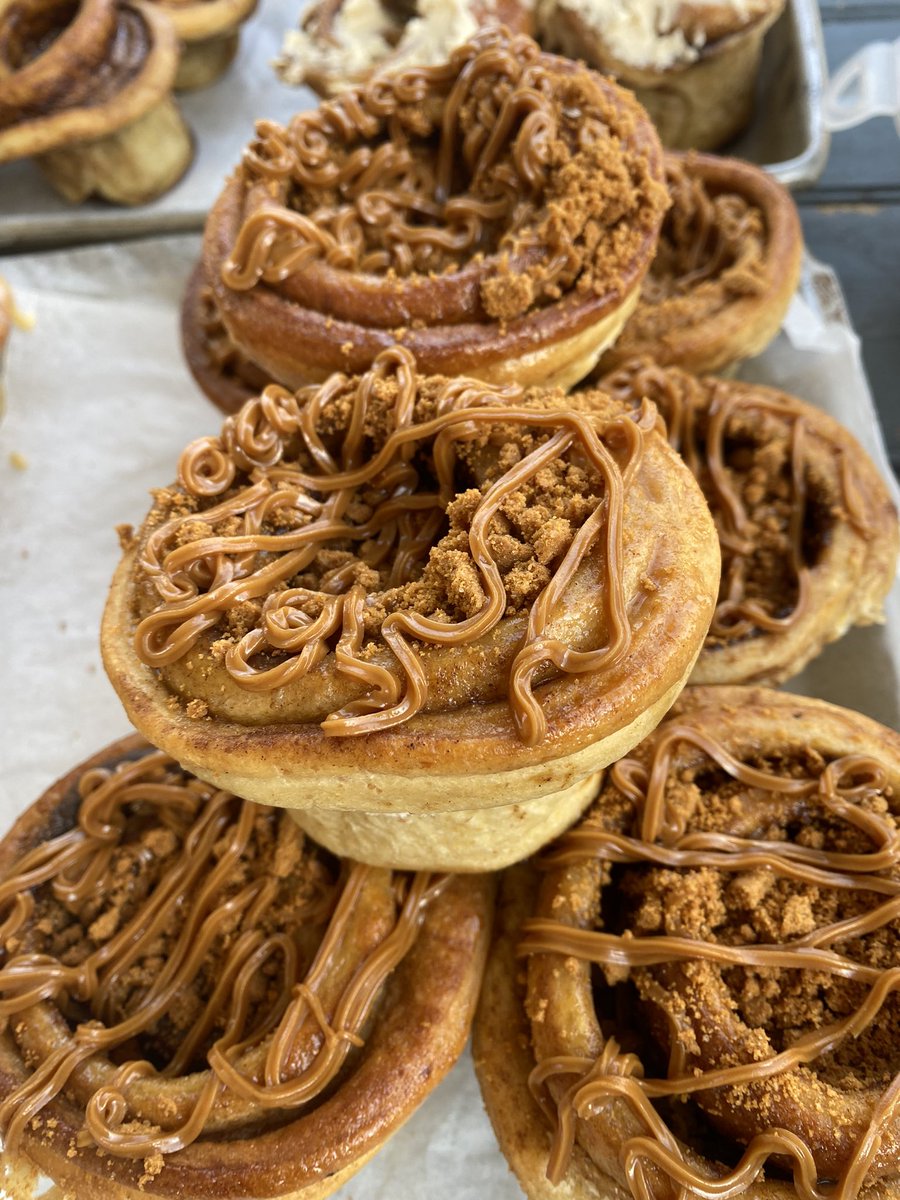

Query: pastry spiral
left=0, top=0, right=193, bottom=205
left=600, top=152, right=802, bottom=377
left=276, top=0, right=535, bottom=97
left=538, top=0, right=786, bottom=151
left=0, top=735, right=493, bottom=1199
left=597, top=358, right=900, bottom=685
left=102, top=346, right=719, bottom=871
left=147, top=0, right=258, bottom=91
left=181, top=26, right=668, bottom=415
left=475, top=686, right=900, bottom=1200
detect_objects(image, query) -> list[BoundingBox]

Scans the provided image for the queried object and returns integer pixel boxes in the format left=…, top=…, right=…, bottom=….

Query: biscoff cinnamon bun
left=0, top=0, right=193, bottom=205
left=148, top=0, right=258, bottom=91
left=101, top=348, right=719, bottom=872
left=182, top=27, right=669, bottom=415
left=600, top=152, right=802, bottom=377
left=538, top=0, right=785, bottom=151
left=0, top=735, right=493, bottom=1199
left=475, top=686, right=900, bottom=1200
left=598, top=359, right=899, bottom=686
left=276, top=0, right=534, bottom=97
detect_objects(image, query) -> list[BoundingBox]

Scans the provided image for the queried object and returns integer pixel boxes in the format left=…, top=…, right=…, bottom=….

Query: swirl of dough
left=0, top=737, right=493, bottom=1195
left=476, top=688, right=900, bottom=1200
left=183, top=27, right=668, bottom=413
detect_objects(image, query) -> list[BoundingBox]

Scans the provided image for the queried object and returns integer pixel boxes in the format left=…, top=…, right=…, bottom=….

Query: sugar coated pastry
left=0, top=734, right=493, bottom=1199
left=538, top=0, right=786, bottom=150
left=0, top=0, right=193, bottom=205
left=182, top=27, right=668, bottom=414
left=147, top=0, right=259, bottom=91
left=276, top=0, right=535, bottom=97
left=598, top=359, right=900, bottom=685
left=102, top=348, right=719, bottom=872
left=476, top=686, right=900, bottom=1200
left=599, top=152, right=802, bottom=377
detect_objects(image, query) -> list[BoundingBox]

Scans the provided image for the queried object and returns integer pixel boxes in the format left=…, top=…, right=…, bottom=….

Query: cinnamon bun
left=276, top=0, right=535, bottom=97
left=600, top=152, right=802, bottom=377
left=148, top=0, right=258, bottom=91
left=0, top=735, right=493, bottom=1199
left=0, top=0, right=193, bottom=205
left=598, top=359, right=900, bottom=685
left=475, top=686, right=900, bottom=1200
left=101, top=347, right=720, bottom=872
left=182, top=27, right=669, bottom=415
left=538, top=0, right=786, bottom=151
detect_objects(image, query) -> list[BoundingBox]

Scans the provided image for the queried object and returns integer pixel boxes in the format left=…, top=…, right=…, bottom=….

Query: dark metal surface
left=797, top=3, right=900, bottom=473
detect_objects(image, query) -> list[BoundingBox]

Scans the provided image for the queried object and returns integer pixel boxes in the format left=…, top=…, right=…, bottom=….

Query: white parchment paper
left=0, top=238, right=897, bottom=1198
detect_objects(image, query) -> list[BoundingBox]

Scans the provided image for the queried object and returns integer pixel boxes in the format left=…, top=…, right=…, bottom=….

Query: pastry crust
left=599, top=152, right=802, bottom=377
left=102, top=351, right=719, bottom=872
left=598, top=360, right=900, bottom=685
left=148, top=0, right=259, bottom=90
left=183, top=27, right=668, bottom=414
left=538, top=0, right=786, bottom=151
left=276, top=0, right=535, bottom=97
left=0, top=735, right=494, bottom=1199
left=476, top=687, right=900, bottom=1200
left=0, top=0, right=193, bottom=204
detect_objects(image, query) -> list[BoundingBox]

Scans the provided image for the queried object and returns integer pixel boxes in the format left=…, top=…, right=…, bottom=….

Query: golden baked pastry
left=600, top=152, right=802, bottom=377
left=0, top=734, right=493, bottom=1199
left=0, top=0, right=193, bottom=205
left=148, top=0, right=258, bottom=91
left=182, top=27, right=669, bottom=415
left=102, top=348, right=719, bottom=872
left=598, top=358, right=899, bottom=685
left=538, top=0, right=786, bottom=151
left=276, top=0, right=534, bottom=96
left=475, top=686, right=900, bottom=1200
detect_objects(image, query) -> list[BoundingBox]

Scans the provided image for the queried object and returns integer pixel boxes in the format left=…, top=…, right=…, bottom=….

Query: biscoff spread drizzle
left=602, top=360, right=873, bottom=645
left=222, top=28, right=668, bottom=322
left=130, top=347, right=649, bottom=745
left=628, top=155, right=767, bottom=339
left=519, top=722, right=900, bottom=1200
left=0, top=745, right=444, bottom=1161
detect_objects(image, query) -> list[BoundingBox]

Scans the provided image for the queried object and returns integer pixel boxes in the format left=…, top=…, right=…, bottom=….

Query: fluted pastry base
left=37, top=94, right=193, bottom=205
left=289, top=772, right=602, bottom=872
left=545, top=3, right=783, bottom=152
left=174, top=30, right=239, bottom=90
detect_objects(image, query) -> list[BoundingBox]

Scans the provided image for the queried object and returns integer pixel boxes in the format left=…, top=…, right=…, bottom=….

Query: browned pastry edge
left=0, top=0, right=183, bottom=160
left=475, top=686, right=900, bottom=1200
left=596, top=363, right=900, bottom=687
left=600, top=152, right=803, bottom=376
left=0, top=734, right=495, bottom=1200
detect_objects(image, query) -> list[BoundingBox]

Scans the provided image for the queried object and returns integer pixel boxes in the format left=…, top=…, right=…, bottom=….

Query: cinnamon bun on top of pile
left=182, top=27, right=669, bottom=414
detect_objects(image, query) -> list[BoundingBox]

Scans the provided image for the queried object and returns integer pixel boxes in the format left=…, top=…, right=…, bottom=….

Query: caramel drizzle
left=641, top=156, right=767, bottom=306
left=518, top=724, right=900, bottom=1200
left=132, top=347, right=649, bottom=745
left=603, top=361, right=873, bottom=643
left=223, top=29, right=606, bottom=290
left=0, top=749, right=443, bottom=1160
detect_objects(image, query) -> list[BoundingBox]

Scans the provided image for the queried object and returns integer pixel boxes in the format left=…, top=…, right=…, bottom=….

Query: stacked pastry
left=3, top=22, right=900, bottom=1200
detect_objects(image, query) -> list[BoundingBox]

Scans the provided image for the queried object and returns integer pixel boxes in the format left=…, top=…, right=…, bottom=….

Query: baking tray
left=0, top=0, right=829, bottom=250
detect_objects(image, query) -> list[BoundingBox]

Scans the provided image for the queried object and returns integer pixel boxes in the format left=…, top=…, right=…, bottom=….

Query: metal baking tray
left=0, top=0, right=830, bottom=250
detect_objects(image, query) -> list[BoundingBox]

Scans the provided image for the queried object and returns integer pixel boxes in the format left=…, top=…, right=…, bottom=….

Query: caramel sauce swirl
left=0, top=743, right=444, bottom=1160
left=220, top=27, right=668, bottom=325
left=130, top=347, right=651, bottom=745
left=601, top=359, right=874, bottom=647
left=519, top=713, right=900, bottom=1200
